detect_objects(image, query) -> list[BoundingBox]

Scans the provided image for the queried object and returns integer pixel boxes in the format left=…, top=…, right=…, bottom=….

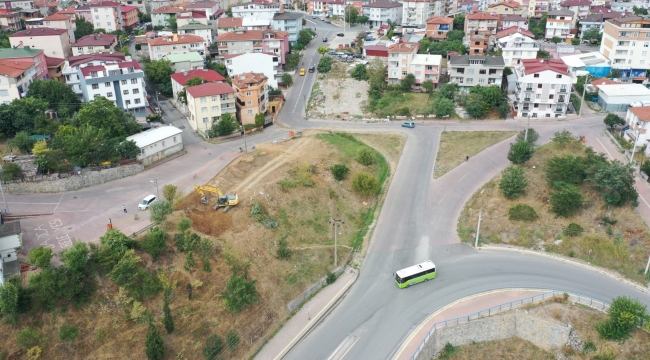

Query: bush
left=438, top=343, right=459, bottom=359
left=515, top=128, right=539, bottom=148
left=317, top=56, right=332, bottom=73
left=546, top=155, right=587, bottom=187
left=281, top=73, right=293, bottom=87
left=589, top=160, right=639, bottom=207
left=277, top=179, right=296, bottom=191
left=597, top=296, right=649, bottom=340
left=352, top=172, right=379, bottom=196
left=149, top=200, right=173, bottom=223
left=350, top=64, right=368, bottom=80
left=331, top=164, right=350, bottom=181
left=162, top=184, right=177, bottom=202
left=1, top=163, right=23, bottom=181
left=563, top=223, right=584, bottom=237
left=177, top=216, right=192, bottom=232
left=226, top=330, right=240, bottom=351
left=203, top=334, right=224, bottom=360
left=604, top=113, right=625, bottom=129
left=58, top=323, right=79, bottom=342
left=221, top=272, right=259, bottom=313
left=600, top=216, right=617, bottom=226
left=582, top=340, right=597, bottom=354
left=16, top=327, right=39, bottom=350
left=276, top=237, right=292, bottom=260
left=552, top=130, right=574, bottom=147
left=499, top=166, right=528, bottom=199
left=212, top=113, right=239, bottom=137
left=508, top=204, right=538, bottom=221
left=326, top=271, right=337, bottom=284
left=507, top=141, right=534, bottom=164
left=145, top=323, right=164, bottom=360
left=135, top=43, right=141, bottom=50
left=356, top=147, right=375, bottom=165
left=641, top=160, right=650, bottom=176
left=140, top=227, right=167, bottom=262
left=550, top=184, right=584, bottom=218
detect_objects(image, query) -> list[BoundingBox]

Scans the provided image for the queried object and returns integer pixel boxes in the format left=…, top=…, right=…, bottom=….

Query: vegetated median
left=0, top=132, right=402, bottom=360
left=458, top=129, right=649, bottom=283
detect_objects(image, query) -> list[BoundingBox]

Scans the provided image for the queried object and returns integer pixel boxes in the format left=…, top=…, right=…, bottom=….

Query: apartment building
left=513, top=59, right=571, bottom=118
left=78, top=59, right=147, bottom=113
left=624, top=105, right=650, bottom=147
left=600, top=16, right=650, bottom=76
left=178, top=21, right=214, bottom=45
left=89, top=1, right=124, bottom=32
left=178, top=10, right=208, bottom=28
left=151, top=6, right=183, bottom=27
left=0, top=10, right=20, bottom=31
left=488, top=1, right=524, bottom=16
left=578, top=12, right=624, bottom=39
left=37, top=13, right=76, bottom=45
left=545, top=9, right=575, bottom=39
left=170, top=69, right=225, bottom=112
left=272, top=12, right=304, bottom=45
left=215, top=29, right=289, bottom=65
left=45, top=56, right=65, bottom=82
left=0, top=59, right=36, bottom=103
left=559, top=0, right=590, bottom=19
left=74, top=4, right=92, bottom=22
left=63, top=53, right=126, bottom=97
left=465, top=12, right=499, bottom=35
left=121, top=5, right=139, bottom=28
left=148, top=34, right=207, bottom=60
left=500, top=15, right=528, bottom=30
left=526, top=0, right=549, bottom=18
left=402, top=0, right=436, bottom=26
left=467, top=31, right=492, bottom=55
left=217, top=17, right=243, bottom=32
left=164, top=52, right=204, bottom=72
left=9, top=28, right=71, bottom=59
left=72, top=33, right=118, bottom=56
left=387, top=42, right=418, bottom=84
left=426, top=16, right=453, bottom=40
left=497, top=31, right=539, bottom=66
left=233, top=1, right=282, bottom=21
left=362, top=0, right=403, bottom=28
left=232, top=72, right=268, bottom=125
left=184, top=0, right=220, bottom=20
left=186, top=82, right=237, bottom=135
left=223, top=52, right=280, bottom=88
left=0, top=47, right=48, bottom=80
left=447, top=55, right=505, bottom=92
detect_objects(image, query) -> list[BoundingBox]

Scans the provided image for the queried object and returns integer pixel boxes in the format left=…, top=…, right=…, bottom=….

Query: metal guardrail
left=409, top=290, right=610, bottom=360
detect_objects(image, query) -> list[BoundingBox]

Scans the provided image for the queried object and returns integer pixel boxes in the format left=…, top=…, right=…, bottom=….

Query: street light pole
left=525, top=114, right=530, bottom=141
left=0, top=180, right=8, bottom=214
left=331, top=218, right=344, bottom=267
left=242, top=125, right=248, bottom=154
left=151, top=178, right=159, bottom=199
left=578, top=73, right=589, bottom=117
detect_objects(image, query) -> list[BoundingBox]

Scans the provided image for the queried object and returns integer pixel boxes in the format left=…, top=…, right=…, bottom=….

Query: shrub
left=145, top=323, right=164, bottom=360
left=604, top=113, right=625, bottom=129
left=356, top=147, right=375, bottom=166
left=352, top=172, right=379, bottom=196
left=515, top=128, right=540, bottom=148
left=397, top=107, right=410, bottom=116
left=162, top=184, right=177, bottom=202
left=508, top=204, right=538, bottom=221
left=140, top=227, right=167, bottom=262
left=16, top=327, right=39, bottom=350
left=438, top=343, right=459, bottom=359
left=317, top=56, right=332, bottom=73
left=177, top=216, right=192, bottom=232
left=226, top=330, right=240, bottom=351
left=600, top=216, right=617, bottom=226
left=350, top=64, right=368, bottom=80
left=162, top=295, right=174, bottom=334
left=331, top=164, right=350, bottom=181
left=58, top=323, right=79, bottom=342
left=552, top=130, right=574, bottom=147
left=203, top=334, right=224, bottom=360
left=563, top=223, right=584, bottom=237
left=277, top=179, right=296, bottom=190
left=550, top=184, right=584, bottom=218
left=589, top=160, right=639, bottom=207
left=276, top=237, right=292, bottom=260
left=281, top=73, right=293, bottom=87
left=221, top=273, right=259, bottom=313
left=583, top=340, right=597, bottom=354
left=546, top=155, right=587, bottom=187
left=499, top=166, right=528, bottom=199
left=597, top=296, right=649, bottom=341
left=1, top=163, right=23, bottom=181
left=326, top=271, right=337, bottom=284
left=641, top=160, right=650, bottom=176
left=507, top=141, right=533, bottom=164
left=149, top=200, right=173, bottom=223
left=250, top=201, right=278, bottom=228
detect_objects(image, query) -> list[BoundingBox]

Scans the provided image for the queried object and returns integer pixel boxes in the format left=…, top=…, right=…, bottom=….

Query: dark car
left=308, top=66, right=315, bottom=73
left=325, top=20, right=331, bottom=24
left=337, top=32, right=344, bottom=36
left=344, top=51, right=353, bottom=56
left=353, top=54, right=363, bottom=58
left=323, top=37, right=328, bottom=42
left=366, top=36, right=376, bottom=41
left=402, top=122, right=415, bottom=128
left=328, top=50, right=337, bottom=55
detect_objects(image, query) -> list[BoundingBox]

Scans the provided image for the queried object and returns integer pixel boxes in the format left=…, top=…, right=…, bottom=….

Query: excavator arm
left=194, top=185, right=239, bottom=211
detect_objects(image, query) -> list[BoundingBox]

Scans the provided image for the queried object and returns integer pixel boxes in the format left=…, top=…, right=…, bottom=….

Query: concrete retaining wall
left=140, top=144, right=183, bottom=166
left=415, top=312, right=570, bottom=360
left=4, top=163, right=144, bottom=193
left=287, top=264, right=347, bottom=312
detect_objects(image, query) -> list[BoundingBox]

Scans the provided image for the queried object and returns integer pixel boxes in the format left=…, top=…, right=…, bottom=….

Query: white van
left=138, top=195, right=157, bottom=210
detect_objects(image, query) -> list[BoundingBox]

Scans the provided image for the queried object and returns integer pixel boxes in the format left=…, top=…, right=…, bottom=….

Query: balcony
left=559, top=88, right=567, bottom=93
left=525, top=87, right=533, bottom=91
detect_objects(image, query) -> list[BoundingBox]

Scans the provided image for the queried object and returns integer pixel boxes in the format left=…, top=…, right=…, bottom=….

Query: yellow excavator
left=194, top=185, right=239, bottom=212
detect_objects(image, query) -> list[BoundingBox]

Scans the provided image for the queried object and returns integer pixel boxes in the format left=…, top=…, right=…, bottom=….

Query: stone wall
left=4, top=163, right=144, bottom=194
left=415, top=312, right=571, bottom=360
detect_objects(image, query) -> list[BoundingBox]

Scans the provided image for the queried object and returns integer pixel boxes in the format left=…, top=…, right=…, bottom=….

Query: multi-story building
left=467, top=30, right=492, bottom=55
left=74, top=4, right=92, bottom=22
left=271, top=11, right=303, bottom=45
left=72, top=33, right=118, bottom=56
left=0, top=47, right=48, bottom=80
left=178, top=10, right=208, bottom=27
left=223, top=52, right=280, bottom=88
left=624, top=105, right=650, bottom=147
left=121, top=5, right=139, bottom=28
left=610, top=0, right=634, bottom=13
left=559, top=0, right=590, bottom=19
left=402, top=0, right=435, bottom=26
left=465, top=12, right=499, bottom=35
left=0, top=10, right=20, bottom=31
left=497, top=26, right=534, bottom=39
left=233, top=1, right=283, bottom=20
left=497, top=32, right=540, bottom=66
left=62, top=52, right=126, bottom=97
left=527, top=0, right=549, bottom=18
left=37, top=13, right=76, bottom=45
left=184, top=0, right=220, bottom=20
left=186, top=82, right=237, bottom=135
left=500, top=14, right=528, bottom=30
left=448, top=55, right=505, bottom=92
left=89, top=1, right=124, bottom=32
left=77, top=59, right=147, bottom=114
left=387, top=42, right=418, bottom=84
left=217, top=17, right=243, bottom=32
left=232, top=72, right=268, bottom=125
left=215, top=29, right=289, bottom=65
left=170, top=68, right=225, bottom=112
left=545, top=9, right=575, bottom=39
left=178, top=21, right=214, bottom=45
left=362, top=0, right=403, bottom=28
left=118, top=0, right=147, bottom=15
left=513, top=59, right=572, bottom=118
left=151, top=6, right=183, bottom=27
left=0, top=0, right=35, bottom=11
left=410, top=54, right=442, bottom=86
left=9, top=28, right=71, bottom=59
left=600, top=16, right=650, bottom=77
left=0, top=59, right=36, bottom=103
left=426, top=16, right=453, bottom=40
left=148, top=34, right=207, bottom=60
left=164, top=51, right=205, bottom=72
left=488, top=1, right=524, bottom=16
left=45, top=56, right=65, bottom=82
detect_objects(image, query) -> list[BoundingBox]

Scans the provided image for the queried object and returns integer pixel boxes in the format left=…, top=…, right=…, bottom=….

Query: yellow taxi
left=299, top=68, right=306, bottom=76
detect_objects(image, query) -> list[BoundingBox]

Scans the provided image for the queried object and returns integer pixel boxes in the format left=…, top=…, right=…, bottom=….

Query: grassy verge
left=307, top=81, right=322, bottom=111
left=571, top=93, right=581, bottom=113
left=366, top=92, right=433, bottom=117
left=458, top=140, right=650, bottom=283
left=434, top=131, right=517, bottom=178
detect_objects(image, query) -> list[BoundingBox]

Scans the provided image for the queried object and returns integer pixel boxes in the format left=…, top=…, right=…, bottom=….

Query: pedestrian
left=123, top=205, right=127, bottom=213
left=466, top=155, right=469, bottom=162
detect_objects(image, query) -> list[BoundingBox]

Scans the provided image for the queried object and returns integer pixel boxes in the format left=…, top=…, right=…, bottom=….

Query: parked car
left=323, top=37, right=328, bottom=42
left=328, top=50, right=338, bottom=55
left=344, top=51, right=353, bottom=56
left=366, top=30, right=372, bottom=34
left=366, top=36, right=376, bottom=41
left=308, top=66, right=315, bottom=73
left=337, top=32, right=344, bottom=36
left=325, top=20, right=331, bottom=24
left=402, top=122, right=415, bottom=128
left=138, top=195, right=157, bottom=210
left=353, top=54, right=363, bottom=58
left=312, top=16, right=316, bottom=19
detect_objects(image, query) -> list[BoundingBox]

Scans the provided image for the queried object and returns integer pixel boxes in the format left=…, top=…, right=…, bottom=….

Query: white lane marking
left=8, top=202, right=60, bottom=205
left=595, top=136, right=613, bottom=160
left=438, top=195, right=446, bottom=205
left=53, top=193, right=64, bottom=213
left=338, top=336, right=360, bottom=360
left=459, top=173, right=467, bottom=181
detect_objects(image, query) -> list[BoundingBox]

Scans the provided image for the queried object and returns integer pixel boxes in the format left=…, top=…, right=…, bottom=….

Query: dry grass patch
left=434, top=131, right=516, bottom=178
left=458, top=140, right=650, bottom=283
left=353, top=133, right=406, bottom=170
left=442, top=337, right=555, bottom=360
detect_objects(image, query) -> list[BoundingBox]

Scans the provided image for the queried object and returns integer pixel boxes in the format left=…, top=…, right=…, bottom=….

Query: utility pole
left=645, top=254, right=650, bottom=275
left=525, top=114, right=530, bottom=142
left=629, top=131, right=638, bottom=164
left=578, top=73, right=589, bottom=117
left=242, top=125, right=248, bottom=154
left=0, top=180, right=8, bottom=214
left=474, top=211, right=482, bottom=248
left=331, top=218, right=344, bottom=267
left=151, top=178, right=159, bottom=199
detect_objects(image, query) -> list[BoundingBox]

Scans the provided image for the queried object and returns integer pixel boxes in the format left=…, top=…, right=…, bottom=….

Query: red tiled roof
left=89, top=1, right=121, bottom=7
left=186, top=82, right=236, bottom=97
left=363, top=44, right=389, bottom=51
left=216, top=29, right=288, bottom=41
left=42, top=13, right=69, bottom=21
left=0, top=60, right=33, bottom=77
left=231, top=72, right=267, bottom=89
left=388, top=42, right=418, bottom=53
left=630, top=106, right=650, bottom=122
left=591, top=78, right=617, bottom=89
left=559, top=0, right=590, bottom=6
left=184, top=0, right=218, bottom=8
left=426, top=16, right=453, bottom=25
left=44, top=55, right=64, bottom=66
left=148, top=34, right=205, bottom=45
left=496, top=26, right=534, bottom=38
left=217, top=17, right=243, bottom=28
left=10, top=28, right=67, bottom=37
left=121, top=5, right=139, bottom=12
left=68, top=53, right=125, bottom=67
left=170, top=69, right=226, bottom=85
left=489, top=1, right=521, bottom=8
left=118, top=60, right=141, bottom=70
left=80, top=65, right=106, bottom=77
left=74, top=33, right=117, bottom=47
left=521, top=58, right=569, bottom=76
left=152, top=6, right=184, bottom=13
left=178, top=10, right=207, bottom=18
left=467, top=12, right=499, bottom=20
left=56, top=6, right=77, bottom=14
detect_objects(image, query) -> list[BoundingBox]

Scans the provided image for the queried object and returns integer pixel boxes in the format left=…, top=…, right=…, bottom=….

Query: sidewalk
left=393, top=289, right=547, bottom=360
left=255, top=267, right=359, bottom=360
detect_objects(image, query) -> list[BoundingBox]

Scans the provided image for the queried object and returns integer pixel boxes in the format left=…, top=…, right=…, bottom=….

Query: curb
left=480, top=244, right=649, bottom=293
left=273, top=267, right=359, bottom=360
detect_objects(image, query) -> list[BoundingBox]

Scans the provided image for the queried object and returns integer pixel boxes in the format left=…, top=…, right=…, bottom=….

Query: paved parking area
left=326, top=31, right=361, bottom=50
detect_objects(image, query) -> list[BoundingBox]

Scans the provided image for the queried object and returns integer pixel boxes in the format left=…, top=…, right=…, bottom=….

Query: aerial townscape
left=1, top=0, right=650, bottom=358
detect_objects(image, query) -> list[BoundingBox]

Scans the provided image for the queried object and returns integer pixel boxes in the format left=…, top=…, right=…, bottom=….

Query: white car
left=138, top=195, right=157, bottom=210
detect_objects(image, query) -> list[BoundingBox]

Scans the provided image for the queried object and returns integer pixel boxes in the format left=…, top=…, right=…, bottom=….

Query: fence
left=409, top=290, right=610, bottom=360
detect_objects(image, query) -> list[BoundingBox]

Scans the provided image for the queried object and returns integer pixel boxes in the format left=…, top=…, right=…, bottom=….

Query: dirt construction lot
left=308, top=62, right=369, bottom=120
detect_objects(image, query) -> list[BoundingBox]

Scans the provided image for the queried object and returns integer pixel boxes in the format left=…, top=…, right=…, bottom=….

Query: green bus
left=394, top=260, right=436, bottom=288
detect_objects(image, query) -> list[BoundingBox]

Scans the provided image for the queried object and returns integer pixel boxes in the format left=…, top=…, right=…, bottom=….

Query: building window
left=121, top=79, right=127, bottom=85
left=123, top=90, right=129, bottom=95
left=556, top=74, right=562, bottom=78
left=203, top=117, right=209, bottom=123
left=131, top=78, right=137, bottom=84
left=135, top=99, right=141, bottom=104
left=537, top=84, right=542, bottom=88
left=92, top=84, right=99, bottom=89
left=551, top=84, right=556, bottom=89
left=247, top=109, right=253, bottom=115
left=105, top=82, right=110, bottom=87
left=201, top=98, right=206, bottom=103
left=536, top=94, right=541, bottom=99
left=173, top=136, right=177, bottom=143
left=212, top=106, right=218, bottom=112
left=202, top=107, right=207, bottom=113
left=549, top=94, right=554, bottom=99
left=212, top=96, right=217, bottom=102
left=533, top=74, right=539, bottom=78
left=245, top=91, right=252, bottom=96
left=0, top=90, right=8, bottom=96
left=479, top=69, right=486, bottom=74
left=478, top=78, right=485, bottom=83
left=246, top=100, right=252, bottom=105
left=126, top=100, right=131, bottom=105
left=107, top=92, right=113, bottom=97
left=91, top=71, right=98, bottom=78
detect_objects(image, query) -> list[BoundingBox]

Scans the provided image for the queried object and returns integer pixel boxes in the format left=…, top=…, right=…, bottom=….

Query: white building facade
left=513, top=59, right=573, bottom=118
left=497, top=33, right=540, bottom=66
left=363, top=0, right=403, bottom=27
left=78, top=60, right=147, bottom=114
left=231, top=1, right=283, bottom=21
left=223, top=52, right=280, bottom=88
left=126, top=125, right=184, bottom=166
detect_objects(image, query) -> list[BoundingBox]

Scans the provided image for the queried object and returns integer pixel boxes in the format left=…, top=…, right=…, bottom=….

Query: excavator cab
left=194, top=185, right=239, bottom=212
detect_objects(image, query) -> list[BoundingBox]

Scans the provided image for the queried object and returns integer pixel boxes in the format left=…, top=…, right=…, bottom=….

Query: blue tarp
left=585, top=66, right=610, bottom=77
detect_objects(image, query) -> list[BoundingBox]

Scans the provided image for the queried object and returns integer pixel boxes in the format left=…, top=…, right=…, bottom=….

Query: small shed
left=126, top=125, right=184, bottom=166
left=597, top=84, right=650, bottom=112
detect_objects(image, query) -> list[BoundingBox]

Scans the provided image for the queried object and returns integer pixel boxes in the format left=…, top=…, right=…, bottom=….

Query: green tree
left=537, top=50, right=551, bottom=58
left=433, top=97, right=455, bottom=117
left=331, top=164, right=350, bottom=181
left=162, top=184, right=177, bottom=202
left=58, top=323, right=79, bottom=342
left=633, top=5, right=649, bottom=15
left=597, top=296, right=649, bottom=340
left=1, top=162, right=22, bottom=181
left=226, top=330, right=240, bottom=351
left=95, top=229, right=136, bottom=271
left=281, top=73, right=293, bottom=87
left=464, top=93, right=487, bottom=118
left=74, top=16, right=94, bottom=39
left=185, top=76, right=206, bottom=87
left=552, top=130, right=574, bottom=147
left=422, top=80, right=434, bottom=94
left=221, top=270, right=259, bottom=313
left=581, top=27, right=601, bottom=42
left=140, top=227, right=167, bottom=262
left=400, top=74, right=415, bottom=91
left=149, top=200, right=173, bottom=223
left=109, top=249, right=141, bottom=287
left=75, top=97, right=140, bottom=138
left=356, top=147, right=375, bottom=165
left=143, top=59, right=174, bottom=95
left=16, top=327, right=39, bottom=350
left=317, top=56, right=332, bottom=73
left=145, top=322, right=164, bottom=360
left=499, top=166, right=528, bottom=199
left=317, top=46, right=328, bottom=54
left=27, top=79, right=81, bottom=119
left=203, top=334, right=224, bottom=359
left=27, top=246, right=53, bottom=269
left=345, top=5, right=359, bottom=23
left=162, top=294, right=174, bottom=334
left=515, top=128, right=540, bottom=148
left=453, top=14, right=465, bottom=31
left=571, top=38, right=580, bottom=45
left=167, top=16, right=177, bottom=32
left=177, top=217, right=192, bottom=232
left=351, top=64, right=368, bottom=81
left=589, top=160, right=638, bottom=207
left=9, top=131, right=35, bottom=154
left=550, top=184, right=584, bottom=217
left=255, top=112, right=265, bottom=127
left=438, top=83, right=459, bottom=100
left=0, top=281, right=19, bottom=325
left=604, top=113, right=625, bottom=129
left=546, top=155, right=586, bottom=187
left=225, top=5, right=232, bottom=17
left=446, top=29, right=465, bottom=42
left=352, top=172, right=379, bottom=196
left=59, top=242, right=92, bottom=303
left=507, top=140, right=534, bottom=164
left=212, top=113, right=239, bottom=137
left=297, top=29, right=313, bottom=47
left=31, top=139, right=49, bottom=156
